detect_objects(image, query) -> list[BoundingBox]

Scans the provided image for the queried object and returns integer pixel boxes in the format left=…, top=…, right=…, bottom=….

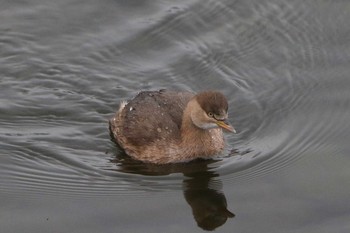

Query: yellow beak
left=216, top=120, right=236, bottom=133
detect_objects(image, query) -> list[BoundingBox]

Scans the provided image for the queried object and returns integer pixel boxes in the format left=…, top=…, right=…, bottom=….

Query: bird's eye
left=208, top=112, right=214, bottom=118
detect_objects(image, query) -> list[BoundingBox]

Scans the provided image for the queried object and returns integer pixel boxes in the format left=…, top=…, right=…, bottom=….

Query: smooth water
left=1, top=0, right=350, bottom=232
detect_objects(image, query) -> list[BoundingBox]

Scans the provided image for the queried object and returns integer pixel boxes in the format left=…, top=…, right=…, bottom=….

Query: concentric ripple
left=1, top=0, right=350, bottom=199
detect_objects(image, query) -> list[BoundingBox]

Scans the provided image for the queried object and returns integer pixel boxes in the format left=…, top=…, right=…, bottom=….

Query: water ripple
left=1, top=0, right=350, bottom=197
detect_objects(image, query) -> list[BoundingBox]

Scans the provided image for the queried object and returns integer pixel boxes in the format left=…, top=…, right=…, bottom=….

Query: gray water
left=1, top=0, right=350, bottom=232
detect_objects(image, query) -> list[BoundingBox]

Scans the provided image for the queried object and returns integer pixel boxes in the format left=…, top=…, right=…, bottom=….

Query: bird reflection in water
left=110, top=154, right=235, bottom=231
left=183, top=170, right=234, bottom=231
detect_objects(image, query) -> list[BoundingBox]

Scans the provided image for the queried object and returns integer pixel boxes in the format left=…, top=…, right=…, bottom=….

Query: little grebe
left=109, top=90, right=235, bottom=164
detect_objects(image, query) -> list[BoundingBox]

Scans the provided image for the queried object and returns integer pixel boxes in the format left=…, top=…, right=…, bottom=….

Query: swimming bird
left=109, top=90, right=235, bottom=164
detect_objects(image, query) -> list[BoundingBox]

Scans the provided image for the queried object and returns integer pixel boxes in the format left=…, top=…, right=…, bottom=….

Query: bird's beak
left=216, top=120, right=236, bottom=133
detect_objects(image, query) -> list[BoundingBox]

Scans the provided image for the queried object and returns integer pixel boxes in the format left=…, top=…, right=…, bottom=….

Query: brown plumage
left=109, top=90, right=235, bottom=164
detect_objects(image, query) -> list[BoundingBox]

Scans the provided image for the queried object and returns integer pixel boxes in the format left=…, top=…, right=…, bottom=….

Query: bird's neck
left=181, top=99, right=204, bottom=135
left=180, top=100, right=215, bottom=156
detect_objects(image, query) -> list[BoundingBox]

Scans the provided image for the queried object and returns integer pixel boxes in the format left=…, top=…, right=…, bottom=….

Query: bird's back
left=112, top=90, right=194, bottom=147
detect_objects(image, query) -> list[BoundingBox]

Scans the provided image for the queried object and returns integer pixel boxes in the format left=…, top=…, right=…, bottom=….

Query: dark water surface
left=1, top=0, right=350, bottom=232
